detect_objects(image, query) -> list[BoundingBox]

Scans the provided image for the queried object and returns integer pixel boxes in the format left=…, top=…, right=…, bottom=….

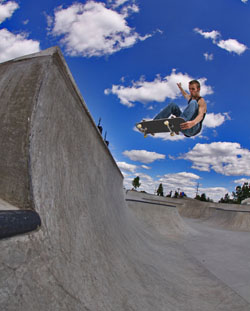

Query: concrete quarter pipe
left=0, top=47, right=249, bottom=310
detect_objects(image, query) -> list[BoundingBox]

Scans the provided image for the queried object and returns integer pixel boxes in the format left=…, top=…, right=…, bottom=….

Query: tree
left=132, top=176, right=141, bottom=190
left=195, top=194, right=201, bottom=200
left=219, top=193, right=232, bottom=204
left=195, top=193, right=213, bottom=202
left=157, top=183, right=164, bottom=196
left=200, top=193, right=206, bottom=201
left=232, top=183, right=250, bottom=204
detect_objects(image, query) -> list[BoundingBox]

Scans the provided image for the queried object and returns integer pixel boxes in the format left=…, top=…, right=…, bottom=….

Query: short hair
left=189, top=80, right=200, bottom=89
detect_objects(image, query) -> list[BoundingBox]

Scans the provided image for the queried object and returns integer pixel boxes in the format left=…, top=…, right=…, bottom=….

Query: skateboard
left=136, top=117, right=185, bottom=137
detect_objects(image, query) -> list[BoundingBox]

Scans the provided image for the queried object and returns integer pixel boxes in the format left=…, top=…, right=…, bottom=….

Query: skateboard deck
left=136, top=117, right=185, bottom=137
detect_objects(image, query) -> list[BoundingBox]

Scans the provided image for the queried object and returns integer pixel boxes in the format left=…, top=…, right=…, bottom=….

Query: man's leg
left=181, top=100, right=201, bottom=137
left=154, top=102, right=182, bottom=120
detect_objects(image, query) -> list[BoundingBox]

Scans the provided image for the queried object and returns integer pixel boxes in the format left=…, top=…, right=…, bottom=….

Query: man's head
left=189, top=80, right=200, bottom=97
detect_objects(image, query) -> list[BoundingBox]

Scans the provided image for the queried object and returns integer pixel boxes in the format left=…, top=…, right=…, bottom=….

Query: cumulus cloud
left=0, top=0, right=18, bottom=24
left=122, top=168, right=229, bottom=201
left=123, top=149, right=166, bottom=164
left=203, top=112, right=231, bottom=128
left=105, top=69, right=213, bottom=107
left=241, top=0, right=248, bottom=3
left=194, top=28, right=247, bottom=55
left=150, top=132, right=186, bottom=141
left=0, top=29, right=40, bottom=63
left=234, top=178, right=250, bottom=185
left=50, top=1, right=150, bottom=57
left=159, top=172, right=200, bottom=189
left=158, top=173, right=227, bottom=201
left=217, top=39, right=247, bottom=55
left=117, top=161, right=138, bottom=173
left=0, top=1, right=40, bottom=63
left=198, top=187, right=230, bottom=202
left=179, top=142, right=250, bottom=176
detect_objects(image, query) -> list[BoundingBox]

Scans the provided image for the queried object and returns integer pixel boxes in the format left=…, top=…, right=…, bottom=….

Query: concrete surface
left=242, top=198, right=250, bottom=205
left=126, top=191, right=250, bottom=304
left=0, top=47, right=250, bottom=310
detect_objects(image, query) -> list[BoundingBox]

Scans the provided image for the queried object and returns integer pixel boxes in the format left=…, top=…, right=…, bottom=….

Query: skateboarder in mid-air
left=154, top=80, right=207, bottom=137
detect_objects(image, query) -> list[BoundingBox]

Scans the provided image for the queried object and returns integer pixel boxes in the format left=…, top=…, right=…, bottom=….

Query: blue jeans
left=153, top=100, right=201, bottom=137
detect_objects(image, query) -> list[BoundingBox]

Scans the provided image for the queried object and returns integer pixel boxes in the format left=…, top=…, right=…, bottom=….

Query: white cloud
left=122, top=169, right=229, bottom=201
left=159, top=172, right=200, bottom=189
left=0, top=0, right=18, bottom=24
left=137, top=173, right=154, bottom=182
left=134, top=124, right=186, bottom=141
left=108, top=0, right=131, bottom=8
left=180, top=142, right=250, bottom=176
left=141, top=165, right=151, bottom=170
left=217, top=39, right=247, bottom=55
left=123, top=149, right=166, bottom=164
left=234, top=178, right=250, bottom=185
left=45, top=12, right=53, bottom=30
left=194, top=28, right=220, bottom=42
left=198, top=187, right=230, bottom=202
left=203, top=112, right=230, bottom=128
left=159, top=177, right=227, bottom=201
left=204, top=52, right=213, bottom=61
left=122, top=172, right=155, bottom=192
left=0, top=29, right=40, bottom=63
left=117, top=161, right=138, bottom=173
left=241, top=0, right=248, bottom=3
left=151, top=132, right=186, bottom=141
left=194, top=27, right=247, bottom=55
left=105, top=69, right=213, bottom=107
left=51, top=1, right=150, bottom=57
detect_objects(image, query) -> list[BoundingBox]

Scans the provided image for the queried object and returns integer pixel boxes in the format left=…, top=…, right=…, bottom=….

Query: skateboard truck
left=164, top=120, right=175, bottom=136
left=136, top=123, right=148, bottom=137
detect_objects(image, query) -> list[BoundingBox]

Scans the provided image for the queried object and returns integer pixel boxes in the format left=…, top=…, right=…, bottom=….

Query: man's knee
left=169, top=102, right=181, bottom=115
left=168, top=102, right=178, bottom=108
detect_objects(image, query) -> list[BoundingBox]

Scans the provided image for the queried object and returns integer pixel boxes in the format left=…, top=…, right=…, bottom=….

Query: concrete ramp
left=0, top=47, right=250, bottom=310
left=178, top=199, right=250, bottom=231
left=126, top=190, right=196, bottom=237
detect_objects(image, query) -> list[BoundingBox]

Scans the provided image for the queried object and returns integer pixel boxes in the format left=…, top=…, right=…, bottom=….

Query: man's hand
left=180, top=121, right=195, bottom=130
left=177, top=82, right=182, bottom=90
left=177, top=82, right=190, bottom=100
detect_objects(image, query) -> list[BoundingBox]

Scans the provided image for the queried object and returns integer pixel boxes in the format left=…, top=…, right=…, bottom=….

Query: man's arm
left=180, top=99, right=207, bottom=130
left=177, top=83, right=191, bottom=100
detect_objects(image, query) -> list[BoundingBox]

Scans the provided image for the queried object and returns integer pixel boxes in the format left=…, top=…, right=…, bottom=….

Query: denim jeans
left=153, top=100, right=201, bottom=137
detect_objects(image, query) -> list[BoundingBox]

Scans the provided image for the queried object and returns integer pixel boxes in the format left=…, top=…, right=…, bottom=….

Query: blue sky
left=1, top=0, right=250, bottom=201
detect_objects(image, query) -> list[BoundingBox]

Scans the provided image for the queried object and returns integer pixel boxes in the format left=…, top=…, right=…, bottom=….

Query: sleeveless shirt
left=186, top=96, right=206, bottom=136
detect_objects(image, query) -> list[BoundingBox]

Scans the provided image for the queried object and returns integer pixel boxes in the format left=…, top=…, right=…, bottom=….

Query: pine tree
left=157, top=183, right=164, bottom=196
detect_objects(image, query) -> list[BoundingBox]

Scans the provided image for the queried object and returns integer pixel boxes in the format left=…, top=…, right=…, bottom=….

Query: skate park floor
left=126, top=190, right=250, bottom=305
left=182, top=217, right=250, bottom=303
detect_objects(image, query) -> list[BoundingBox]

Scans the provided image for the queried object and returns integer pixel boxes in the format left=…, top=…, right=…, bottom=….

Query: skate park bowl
left=0, top=47, right=250, bottom=311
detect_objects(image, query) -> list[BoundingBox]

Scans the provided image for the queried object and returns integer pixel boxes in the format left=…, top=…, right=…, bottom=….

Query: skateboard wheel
left=144, top=134, right=147, bottom=138
left=137, top=124, right=142, bottom=129
left=170, top=132, right=175, bottom=137
left=164, top=121, right=169, bottom=126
